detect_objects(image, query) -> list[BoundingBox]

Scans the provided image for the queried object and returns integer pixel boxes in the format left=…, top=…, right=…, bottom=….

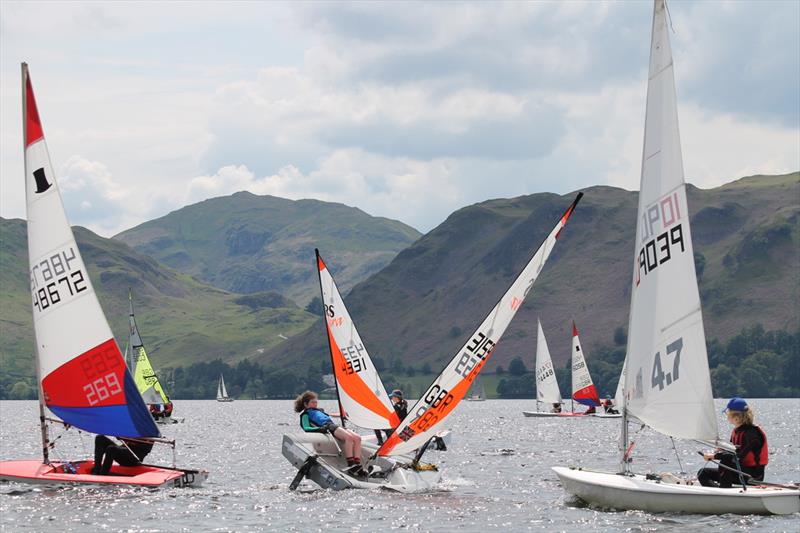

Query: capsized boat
left=552, top=1, right=798, bottom=514
left=216, top=374, right=234, bottom=402
left=0, top=64, right=206, bottom=489
left=127, top=290, right=182, bottom=424
left=284, top=250, right=430, bottom=490
left=365, top=194, right=582, bottom=478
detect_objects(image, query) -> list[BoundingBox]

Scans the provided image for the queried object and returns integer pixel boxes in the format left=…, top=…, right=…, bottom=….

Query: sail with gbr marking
left=621, top=0, right=718, bottom=444
left=378, top=194, right=582, bottom=456
left=22, top=64, right=158, bottom=438
left=316, top=250, right=400, bottom=430
left=571, top=322, right=600, bottom=407
left=535, top=319, right=561, bottom=405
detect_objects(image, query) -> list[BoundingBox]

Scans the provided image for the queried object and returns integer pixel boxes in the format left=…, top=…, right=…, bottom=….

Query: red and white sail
left=571, top=322, right=600, bottom=407
left=22, top=64, right=158, bottom=438
left=378, top=194, right=582, bottom=456
left=621, top=0, right=719, bottom=444
left=316, top=250, right=400, bottom=430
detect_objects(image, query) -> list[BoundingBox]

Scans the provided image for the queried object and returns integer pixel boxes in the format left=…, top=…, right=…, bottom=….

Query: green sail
left=128, top=292, right=170, bottom=405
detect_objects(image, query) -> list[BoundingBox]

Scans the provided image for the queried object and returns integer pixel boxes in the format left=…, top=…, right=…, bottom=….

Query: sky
left=1, top=1, right=798, bottom=236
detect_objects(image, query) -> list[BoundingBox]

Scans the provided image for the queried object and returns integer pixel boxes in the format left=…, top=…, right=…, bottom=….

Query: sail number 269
left=651, top=337, right=683, bottom=391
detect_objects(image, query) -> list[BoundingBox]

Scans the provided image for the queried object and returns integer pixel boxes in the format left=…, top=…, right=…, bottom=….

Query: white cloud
left=1, top=1, right=796, bottom=238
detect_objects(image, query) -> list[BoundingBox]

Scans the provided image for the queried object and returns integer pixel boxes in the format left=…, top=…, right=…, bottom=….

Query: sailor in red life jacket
left=697, top=397, right=769, bottom=488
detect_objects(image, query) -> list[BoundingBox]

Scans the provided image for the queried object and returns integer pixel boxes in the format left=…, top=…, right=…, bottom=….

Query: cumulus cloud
left=1, top=1, right=797, bottom=237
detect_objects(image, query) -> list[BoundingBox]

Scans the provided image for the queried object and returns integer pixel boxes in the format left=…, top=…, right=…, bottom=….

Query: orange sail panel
left=379, top=193, right=583, bottom=456
left=317, top=250, right=399, bottom=429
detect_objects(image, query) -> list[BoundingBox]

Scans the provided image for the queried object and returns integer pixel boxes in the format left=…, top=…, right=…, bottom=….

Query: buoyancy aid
left=730, top=425, right=768, bottom=467
left=299, top=408, right=328, bottom=433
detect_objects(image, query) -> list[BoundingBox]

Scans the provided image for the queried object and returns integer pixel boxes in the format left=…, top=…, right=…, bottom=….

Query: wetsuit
left=697, top=424, right=767, bottom=487
left=375, top=399, right=409, bottom=443
left=92, top=435, right=153, bottom=474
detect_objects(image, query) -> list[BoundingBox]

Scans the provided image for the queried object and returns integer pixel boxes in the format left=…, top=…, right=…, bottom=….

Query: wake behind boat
left=0, top=64, right=206, bottom=489
left=552, top=1, right=798, bottom=515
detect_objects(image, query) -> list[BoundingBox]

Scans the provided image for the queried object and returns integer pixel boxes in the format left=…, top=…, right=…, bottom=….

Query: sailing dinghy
left=315, top=193, right=581, bottom=492
left=0, top=64, right=206, bottom=488
left=127, top=290, right=183, bottom=423
left=552, top=1, right=799, bottom=514
left=216, top=374, right=234, bottom=402
left=465, top=377, right=487, bottom=401
left=283, top=250, right=444, bottom=491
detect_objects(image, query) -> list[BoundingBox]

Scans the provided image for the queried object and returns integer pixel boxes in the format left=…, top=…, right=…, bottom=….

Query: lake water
left=1, top=398, right=798, bottom=532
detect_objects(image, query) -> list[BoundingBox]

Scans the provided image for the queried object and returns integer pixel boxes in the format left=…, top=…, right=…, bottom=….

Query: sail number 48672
left=651, top=337, right=682, bottom=391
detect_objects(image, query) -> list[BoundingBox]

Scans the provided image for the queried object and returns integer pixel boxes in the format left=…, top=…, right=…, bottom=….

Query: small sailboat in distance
left=465, top=376, right=487, bottom=401
left=216, top=374, right=234, bottom=402
left=552, top=1, right=799, bottom=514
left=127, top=290, right=182, bottom=423
left=0, top=64, right=206, bottom=488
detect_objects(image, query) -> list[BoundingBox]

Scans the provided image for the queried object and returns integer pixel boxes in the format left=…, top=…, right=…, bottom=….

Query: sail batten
left=378, top=194, right=582, bottom=456
left=621, top=0, right=718, bottom=444
left=22, top=64, right=158, bottom=438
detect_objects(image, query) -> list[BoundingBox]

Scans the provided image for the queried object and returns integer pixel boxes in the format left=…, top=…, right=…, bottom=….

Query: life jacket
left=299, top=408, right=327, bottom=433
left=730, top=425, right=768, bottom=467
left=164, top=402, right=173, bottom=416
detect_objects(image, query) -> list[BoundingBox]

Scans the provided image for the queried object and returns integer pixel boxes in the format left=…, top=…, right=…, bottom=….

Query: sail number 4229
left=651, top=337, right=682, bottom=391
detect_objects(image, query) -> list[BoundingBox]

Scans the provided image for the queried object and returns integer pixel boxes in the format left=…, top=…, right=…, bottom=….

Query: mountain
left=114, top=193, right=421, bottom=305
left=262, top=173, right=800, bottom=376
left=0, top=217, right=316, bottom=390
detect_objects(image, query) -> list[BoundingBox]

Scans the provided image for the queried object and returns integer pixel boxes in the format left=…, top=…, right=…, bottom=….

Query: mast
left=315, top=249, right=347, bottom=429
left=22, top=63, right=50, bottom=464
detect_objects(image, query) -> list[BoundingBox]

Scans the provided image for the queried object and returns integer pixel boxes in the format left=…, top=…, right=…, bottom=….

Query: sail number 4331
left=651, top=337, right=682, bottom=391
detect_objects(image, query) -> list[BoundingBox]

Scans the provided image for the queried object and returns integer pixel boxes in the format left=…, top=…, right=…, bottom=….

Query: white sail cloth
left=621, top=0, right=718, bottom=444
left=535, top=320, right=562, bottom=405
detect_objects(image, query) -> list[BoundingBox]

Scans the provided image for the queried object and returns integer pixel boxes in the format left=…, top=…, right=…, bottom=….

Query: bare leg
left=333, top=427, right=354, bottom=457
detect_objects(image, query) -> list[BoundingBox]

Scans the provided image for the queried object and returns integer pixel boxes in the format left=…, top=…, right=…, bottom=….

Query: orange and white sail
left=316, top=250, right=400, bottom=430
left=378, top=194, right=582, bottom=456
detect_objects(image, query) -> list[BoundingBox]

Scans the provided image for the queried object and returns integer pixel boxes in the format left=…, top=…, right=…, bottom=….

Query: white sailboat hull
left=552, top=466, right=800, bottom=515
left=522, top=411, right=587, bottom=418
left=282, top=433, right=441, bottom=493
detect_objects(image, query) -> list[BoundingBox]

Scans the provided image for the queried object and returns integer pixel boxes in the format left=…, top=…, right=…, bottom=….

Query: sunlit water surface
left=1, top=398, right=798, bottom=532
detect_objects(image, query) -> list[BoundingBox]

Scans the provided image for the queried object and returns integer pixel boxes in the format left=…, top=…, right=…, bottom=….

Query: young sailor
left=91, top=435, right=154, bottom=475
left=698, top=397, right=768, bottom=487
left=294, top=391, right=365, bottom=474
left=375, top=389, right=409, bottom=443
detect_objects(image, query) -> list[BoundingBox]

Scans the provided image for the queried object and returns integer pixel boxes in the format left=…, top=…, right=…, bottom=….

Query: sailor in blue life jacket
left=294, top=390, right=365, bottom=475
left=91, top=435, right=154, bottom=475
left=697, top=397, right=769, bottom=488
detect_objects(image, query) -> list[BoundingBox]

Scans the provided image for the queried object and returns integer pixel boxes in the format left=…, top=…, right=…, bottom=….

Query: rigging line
left=664, top=0, right=676, bottom=35
left=670, top=437, right=685, bottom=474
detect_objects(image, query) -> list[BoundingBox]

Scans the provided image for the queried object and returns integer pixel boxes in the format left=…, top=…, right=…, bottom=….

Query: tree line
left=0, top=324, right=797, bottom=400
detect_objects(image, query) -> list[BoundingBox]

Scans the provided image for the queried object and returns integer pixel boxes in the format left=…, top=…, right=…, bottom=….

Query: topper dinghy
left=283, top=250, right=440, bottom=491
left=127, top=290, right=182, bottom=424
left=0, top=64, right=206, bottom=488
left=552, top=1, right=798, bottom=514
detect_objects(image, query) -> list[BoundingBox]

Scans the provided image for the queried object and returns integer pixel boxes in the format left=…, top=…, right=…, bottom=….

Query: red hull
left=0, top=460, right=205, bottom=487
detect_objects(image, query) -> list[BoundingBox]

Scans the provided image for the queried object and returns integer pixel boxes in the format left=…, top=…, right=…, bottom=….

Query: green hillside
left=263, top=173, right=800, bottom=385
left=114, top=193, right=421, bottom=305
left=0, top=218, right=316, bottom=396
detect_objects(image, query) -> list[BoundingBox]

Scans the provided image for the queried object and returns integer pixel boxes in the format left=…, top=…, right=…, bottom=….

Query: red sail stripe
left=24, top=72, right=44, bottom=148
left=42, top=338, right=127, bottom=408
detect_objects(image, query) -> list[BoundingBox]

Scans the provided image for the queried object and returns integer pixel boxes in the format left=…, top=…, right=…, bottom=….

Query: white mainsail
left=316, top=250, right=399, bottom=430
left=378, top=194, right=582, bottom=456
left=622, top=0, right=718, bottom=444
left=22, top=63, right=157, bottom=438
left=535, top=319, right=562, bottom=405
left=217, top=374, right=229, bottom=400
